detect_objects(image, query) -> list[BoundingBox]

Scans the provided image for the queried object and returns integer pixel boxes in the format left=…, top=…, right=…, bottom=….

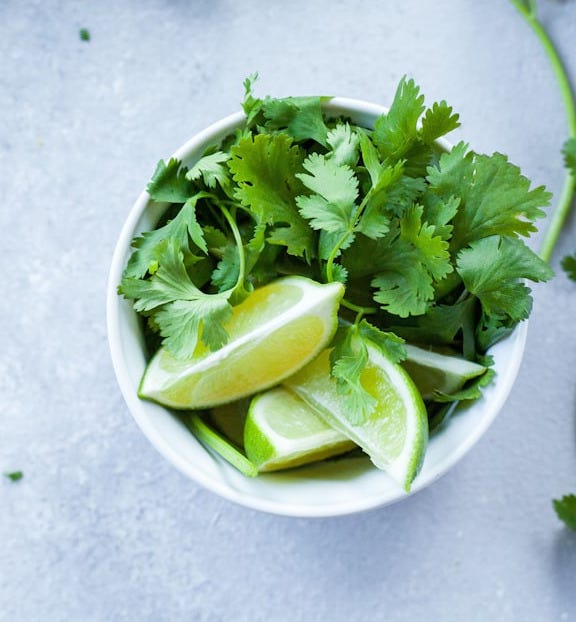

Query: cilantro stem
left=185, top=414, right=258, bottom=477
left=325, top=185, right=378, bottom=284
left=541, top=175, right=576, bottom=263
left=325, top=231, right=351, bottom=283
left=220, top=205, right=246, bottom=287
left=511, top=0, right=576, bottom=263
left=341, top=298, right=376, bottom=316
left=325, top=232, right=377, bottom=316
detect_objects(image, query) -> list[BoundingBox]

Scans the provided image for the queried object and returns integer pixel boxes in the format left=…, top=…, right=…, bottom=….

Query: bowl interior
left=107, top=99, right=527, bottom=517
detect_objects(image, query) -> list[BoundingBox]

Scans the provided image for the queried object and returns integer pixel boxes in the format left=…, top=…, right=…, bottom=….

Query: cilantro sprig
left=120, top=75, right=552, bottom=427
left=510, top=0, right=576, bottom=528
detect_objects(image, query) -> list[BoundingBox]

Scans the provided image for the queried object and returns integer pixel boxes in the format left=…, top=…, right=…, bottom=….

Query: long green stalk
left=510, top=0, right=576, bottom=262
left=185, top=414, right=258, bottom=477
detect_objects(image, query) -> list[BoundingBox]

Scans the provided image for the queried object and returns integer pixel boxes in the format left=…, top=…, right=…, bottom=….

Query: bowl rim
left=107, top=97, right=528, bottom=517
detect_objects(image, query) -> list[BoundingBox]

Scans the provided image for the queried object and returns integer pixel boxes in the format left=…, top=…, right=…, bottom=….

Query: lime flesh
left=138, top=277, right=344, bottom=409
left=402, top=344, right=486, bottom=400
left=244, top=387, right=356, bottom=472
left=285, top=346, right=428, bottom=490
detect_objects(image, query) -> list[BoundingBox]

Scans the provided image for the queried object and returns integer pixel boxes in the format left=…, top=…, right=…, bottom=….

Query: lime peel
left=285, top=345, right=428, bottom=491
left=402, top=344, right=486, bottom=400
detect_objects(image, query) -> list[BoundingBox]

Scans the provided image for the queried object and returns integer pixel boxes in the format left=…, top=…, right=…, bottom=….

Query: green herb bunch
left=119, top=75, right=552, bottom=425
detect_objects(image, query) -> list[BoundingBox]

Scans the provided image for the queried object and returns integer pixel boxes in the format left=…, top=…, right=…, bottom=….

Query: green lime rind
left=381, top=358, right=428, bottom=491
left=244, top=388, right=356, bottom=472
left=243, top=408, right=277, bottom=468
left=401, top=344, right=486, bottom=401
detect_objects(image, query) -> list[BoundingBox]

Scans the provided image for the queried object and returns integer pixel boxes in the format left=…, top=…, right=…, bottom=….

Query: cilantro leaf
left=326, top=123, right=360, bottom=167
left=262, top=96, right=330, bottom=146
left=329, top=326, right=376, bottom=424
left=359, top=131, right=383, bottom=186
left=355, top=141, right=402, bottom=238
left=421, top=193, right=459, bottom=241
left=427, top=145, right=552, bottom=249
left=155, top=295, right=232, bottom=357
left=229, top=133, right=314, bottom=259
left=147, top=158, right=193, bottom=203
left=359, top=135, right=424, bottom=228
left=244, top=220, right=269, bottom=274
left=121, top=239, right=233, bottom=357
left=561, top=253, right=576, bottom=280
left=358, top=319, right=406, bottom=363
left=371, top=206, right=453, bottom=317
left=419, top=101, right=460, bottom=144
left=361, top=159, right=405, bottom=211
left=381, top=175, right=427, bottom=219
left=186, top=151, right=231, bottom=191
left=354, top=204, right=391, bottom=240
left=373, top=77, right=425, bottom=162
left=553, top=494, right=576, bottom=530
left=242, top=72, right=262, bottom=126
left=202, top=225, right=230, bottom=251
left=476, top=314, right=516, bottom=352
left=330, top=263, right=349, bottom=285
left=329, top=322, right=406, bottom=424
left=399, top=206, right=453, bottom=281
left=79, top=28, right=90, bottom=42
left=296, top=153, right=359, bottom=234
left=122, top=192, right=210, bottom=279
left=211, top=244, right=241, bottom=292
left=456, top=236, right=554, bottom=323
left=350, top=203, right=390, bottom=243
left=121, top=241, right=207, bottom=312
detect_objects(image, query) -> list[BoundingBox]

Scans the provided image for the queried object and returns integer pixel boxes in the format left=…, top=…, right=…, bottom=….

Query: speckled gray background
left=1, top=1, right=575, bottom=620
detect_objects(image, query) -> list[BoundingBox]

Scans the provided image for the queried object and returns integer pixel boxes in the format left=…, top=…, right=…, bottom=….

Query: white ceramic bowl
left=107, top=98, right=527, bottom=517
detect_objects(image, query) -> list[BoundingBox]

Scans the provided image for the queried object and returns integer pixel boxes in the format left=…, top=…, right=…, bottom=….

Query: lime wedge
left=402, top=344, right=486, bottom=400
left=139, top=276, right=344, bottom=409
left=284, top=346, right=428, bottom=490
left=244, top=387, right=356, bottom=472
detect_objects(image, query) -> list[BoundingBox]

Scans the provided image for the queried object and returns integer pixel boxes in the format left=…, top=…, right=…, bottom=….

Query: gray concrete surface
left=1, top=0, right=575, bottom=620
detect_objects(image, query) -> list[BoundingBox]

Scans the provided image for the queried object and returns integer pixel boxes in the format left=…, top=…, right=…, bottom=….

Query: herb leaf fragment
left=330, top=321, right=406, bottom=424
left=121, top=239, right=233, bottom=358
left=553, top=494, right=576, bottom=530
